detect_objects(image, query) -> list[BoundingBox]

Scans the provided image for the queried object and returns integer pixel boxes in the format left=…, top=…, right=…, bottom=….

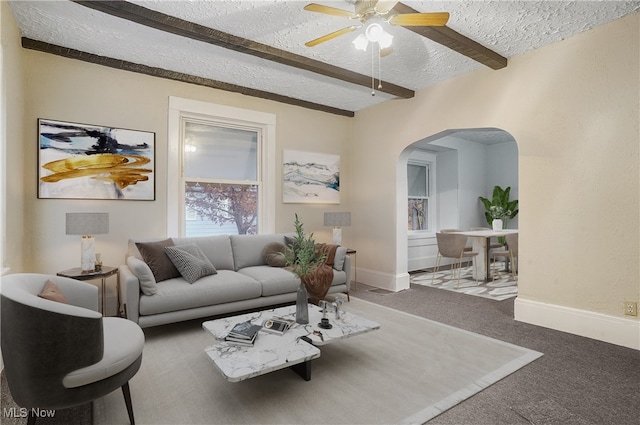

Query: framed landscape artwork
left=283, top=149, right=339, bottom=204
left=38, top=119, right=155, bottom=200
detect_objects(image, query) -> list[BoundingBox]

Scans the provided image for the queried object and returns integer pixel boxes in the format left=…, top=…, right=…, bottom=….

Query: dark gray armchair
left=1, top=274, right=144, bottom=425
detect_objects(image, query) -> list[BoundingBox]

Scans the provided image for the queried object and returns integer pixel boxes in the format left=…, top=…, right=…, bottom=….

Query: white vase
left=492, top=219, right=503, bottom=231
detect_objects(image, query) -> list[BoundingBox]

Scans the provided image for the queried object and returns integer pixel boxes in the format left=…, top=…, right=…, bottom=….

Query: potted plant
left=479, top=186, right=519, bottom=230
left=283, top=214, right=325, bottom=324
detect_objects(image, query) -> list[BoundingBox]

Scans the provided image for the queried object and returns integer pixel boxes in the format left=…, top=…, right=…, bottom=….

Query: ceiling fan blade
left=374, top=1, right=398, bottom=14
left=305, top=25, right=361, bottom=47
left=388, top=12, right=449, bottom=27
left=304, top=3, right=359, bottom=19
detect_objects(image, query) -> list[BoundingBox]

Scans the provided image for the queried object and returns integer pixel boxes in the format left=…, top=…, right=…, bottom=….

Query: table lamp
left=324, top=212, right=351, bottom=246
left=66, top=212, right=109, bottom=272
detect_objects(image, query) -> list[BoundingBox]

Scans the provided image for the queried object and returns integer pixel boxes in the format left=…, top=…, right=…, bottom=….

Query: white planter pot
left=492, top=219, right=503, bottom=231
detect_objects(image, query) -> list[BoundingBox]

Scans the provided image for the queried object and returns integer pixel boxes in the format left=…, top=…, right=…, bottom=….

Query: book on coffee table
left=225, top=321, right=261, bottom=346
left=262, top=318, right=294, bottom=335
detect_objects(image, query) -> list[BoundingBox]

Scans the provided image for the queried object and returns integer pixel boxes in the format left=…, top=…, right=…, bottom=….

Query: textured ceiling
left=8, top=0, right=640, bottom=115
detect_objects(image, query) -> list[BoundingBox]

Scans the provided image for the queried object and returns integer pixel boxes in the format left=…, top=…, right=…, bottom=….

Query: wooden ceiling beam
left=21, top=38, right=355, bottom=117
left=392, top=3, right=507, bottom=70
left=72, top=0, right=415, bottom=99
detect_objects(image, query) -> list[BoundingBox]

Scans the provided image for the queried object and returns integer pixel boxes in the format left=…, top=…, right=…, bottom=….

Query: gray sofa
left=120, top=233, right=351, bottom=328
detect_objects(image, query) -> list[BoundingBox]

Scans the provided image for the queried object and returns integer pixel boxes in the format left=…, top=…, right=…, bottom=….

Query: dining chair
left=432, top=233, right=478, bottom=288
left=1, top=274, right=145, bottom=425
left=440, top=229, right=472, bottom=251
left=491, top=233, right=518, bottom=282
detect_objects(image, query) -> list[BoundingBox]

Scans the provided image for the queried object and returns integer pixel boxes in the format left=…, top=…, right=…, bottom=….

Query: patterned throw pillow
left=165, top=244, right=217, bottom=284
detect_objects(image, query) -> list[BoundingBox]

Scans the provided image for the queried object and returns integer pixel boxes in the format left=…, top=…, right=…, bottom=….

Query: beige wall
left=15, top=47, right=351, bottom=274
left=1, top=1, right=26, bottom=273
left=352, top=13, right=639, bottom=347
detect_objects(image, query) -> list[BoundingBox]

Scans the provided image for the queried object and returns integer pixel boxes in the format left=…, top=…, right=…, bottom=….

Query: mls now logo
left=3, top=407, right=56, bottom=419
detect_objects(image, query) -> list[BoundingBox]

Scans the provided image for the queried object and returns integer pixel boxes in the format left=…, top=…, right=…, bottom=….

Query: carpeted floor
left=351, top=282, right=640, bottom=424
left=92, top=298, right=540, bottom=424
left=410, top=266, right=518, bottom=301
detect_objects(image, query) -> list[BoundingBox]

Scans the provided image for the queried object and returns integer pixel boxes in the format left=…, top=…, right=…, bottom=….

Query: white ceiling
left=8, top=0, right=640, bottom=116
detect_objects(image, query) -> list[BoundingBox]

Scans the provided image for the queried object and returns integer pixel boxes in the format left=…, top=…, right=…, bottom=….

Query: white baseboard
left=515, top=297, right=640, bottom=350
left=356, top=268, right=410, bottom=292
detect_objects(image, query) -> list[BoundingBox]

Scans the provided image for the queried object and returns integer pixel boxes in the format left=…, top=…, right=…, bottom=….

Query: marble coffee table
left=202, top=303, right=380, bottom=382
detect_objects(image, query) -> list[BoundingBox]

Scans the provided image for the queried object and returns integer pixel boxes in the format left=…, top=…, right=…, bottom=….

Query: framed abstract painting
left=283, top=149, right=339, bottom=204
left=38, top=119, right=155, bottom=200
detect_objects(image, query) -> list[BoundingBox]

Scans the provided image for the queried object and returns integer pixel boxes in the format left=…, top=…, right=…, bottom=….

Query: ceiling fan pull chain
left=378, top=44, right=383, bottom=90
left=371, top=44, right=376, bottom=96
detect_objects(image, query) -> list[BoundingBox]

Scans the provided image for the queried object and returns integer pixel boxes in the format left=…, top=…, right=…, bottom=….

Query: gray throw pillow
left=136, top=239, right=181, bottom=282
left=333, top=246, right=348, bottom=271
left=263, top=242, right=288, bottom=267
left=127, top=256, right=157, bottom=295
left=165, top=244, right=217, bottom=284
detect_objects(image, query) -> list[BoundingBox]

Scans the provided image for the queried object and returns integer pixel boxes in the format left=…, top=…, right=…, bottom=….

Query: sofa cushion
left=127, top=256, right=157, bottom=295
left=230, top=234, right=287, bottom=270
left=238, top=266, right=300, bottom=297
left=171, top=235, right=235, bottom=271
left=165, top=244, right=217, bottom=284
left=138, top=270, right=262, bottom=316
left=136, top=239, right=181, bottom=282
left=331, top=269, right=347, bottom=286
left=333, top=246, right=348, bottom=271
left=262, top=242, right=288, bottom=267
left=38, top=279, right=68, bottom=304
left=128, top=237, right=166, bottom=261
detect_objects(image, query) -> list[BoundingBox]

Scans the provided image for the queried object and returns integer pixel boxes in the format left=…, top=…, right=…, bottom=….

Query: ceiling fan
left=303, top=0, right=449, bottom=48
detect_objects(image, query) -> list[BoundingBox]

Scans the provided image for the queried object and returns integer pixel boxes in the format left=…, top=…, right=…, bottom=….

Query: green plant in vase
left=283, top=214, right=325, bottom=324
left=479, top=185, right=519, bottom=229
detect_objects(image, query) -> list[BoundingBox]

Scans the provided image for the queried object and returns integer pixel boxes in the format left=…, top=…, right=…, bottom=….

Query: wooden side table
left=57, top=266, right=120, bottom=317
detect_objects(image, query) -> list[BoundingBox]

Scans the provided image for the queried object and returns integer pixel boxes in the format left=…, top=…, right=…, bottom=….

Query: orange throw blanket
left=302, top=243, right=338, bottom=304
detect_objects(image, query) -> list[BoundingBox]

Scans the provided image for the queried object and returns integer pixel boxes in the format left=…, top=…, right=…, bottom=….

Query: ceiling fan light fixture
left=353, top=34, right=368, bottom=51
left=365, top=22, right=384, bottom=42
left=354, top=23, right=393, bottom=52
left=378, top=31, right=393, bottom=49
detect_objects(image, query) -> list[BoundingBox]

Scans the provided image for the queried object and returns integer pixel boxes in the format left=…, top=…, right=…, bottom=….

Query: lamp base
left=81, top=236, right=96, bottom=272
left=332, top=227, right=342, bottom=246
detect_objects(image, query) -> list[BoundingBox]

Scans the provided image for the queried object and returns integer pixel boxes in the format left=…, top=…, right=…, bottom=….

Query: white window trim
left=167, top=97, right=276, bottom=236
left=407, top=151, right=436, bottom=235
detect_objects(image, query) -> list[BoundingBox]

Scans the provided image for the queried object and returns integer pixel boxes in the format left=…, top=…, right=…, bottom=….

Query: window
left=183, top=121, right=259, bottom=236
left=407, top=162, right=431, bottom=231
left=168, top=97, right=275, bottom=237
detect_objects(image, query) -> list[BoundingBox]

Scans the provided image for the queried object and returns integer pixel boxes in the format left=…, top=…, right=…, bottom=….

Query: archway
left=396, top=128, right=518, bottom=289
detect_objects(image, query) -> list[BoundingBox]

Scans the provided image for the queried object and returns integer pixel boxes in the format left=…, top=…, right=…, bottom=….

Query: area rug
left=93, top=298, right=542, bottom=425
left=411, top=267, right=518, bottom=301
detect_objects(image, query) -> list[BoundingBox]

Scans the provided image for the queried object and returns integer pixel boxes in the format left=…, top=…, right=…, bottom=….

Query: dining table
left=452, top=229, right=518, bottom=281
